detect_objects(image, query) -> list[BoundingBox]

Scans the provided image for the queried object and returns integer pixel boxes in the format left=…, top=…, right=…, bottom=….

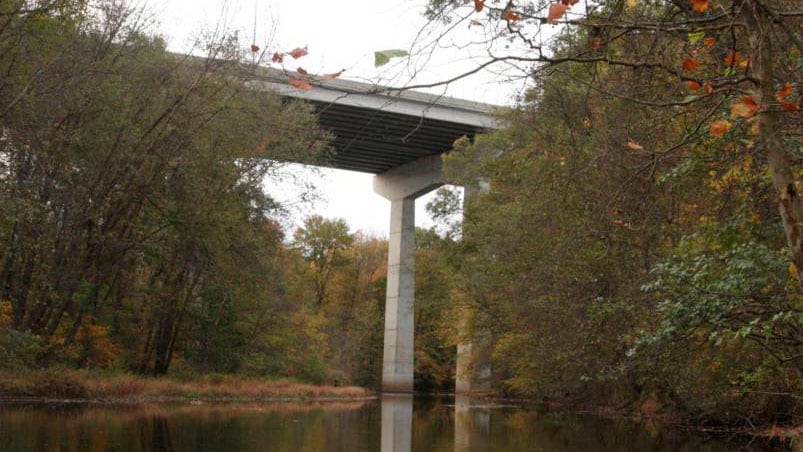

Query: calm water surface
left=0, top=396, right=785, bottom=451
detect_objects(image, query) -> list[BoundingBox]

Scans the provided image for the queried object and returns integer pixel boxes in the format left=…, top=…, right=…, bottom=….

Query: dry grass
left=0, top=370, right=374, bottom=402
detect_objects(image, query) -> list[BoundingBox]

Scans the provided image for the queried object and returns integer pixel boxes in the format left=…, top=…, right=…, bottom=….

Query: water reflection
left=0, top=398, right=786, bottom=451
left=453, top=395, right=488, bottom=452
left=381, top=395, right=412, bottom=452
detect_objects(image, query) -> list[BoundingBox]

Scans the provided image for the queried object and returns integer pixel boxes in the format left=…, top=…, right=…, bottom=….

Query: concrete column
left=381, top=196, right=416, bottom=393
left=381, top=394, right=413, bottom=452
left=455, top=182, right=492, bottom=393
left=374, top=155, right=445, bottom=393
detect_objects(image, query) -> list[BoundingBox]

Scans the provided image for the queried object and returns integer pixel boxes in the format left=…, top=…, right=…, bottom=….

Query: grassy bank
left=0, top=370, right=374, bottom=403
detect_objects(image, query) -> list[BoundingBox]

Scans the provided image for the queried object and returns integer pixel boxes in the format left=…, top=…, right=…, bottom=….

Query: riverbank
left=0, top=370, right=374, bottom=403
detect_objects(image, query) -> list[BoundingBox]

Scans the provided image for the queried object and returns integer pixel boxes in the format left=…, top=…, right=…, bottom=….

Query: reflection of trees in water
left=0, top=401, right=782, bottom=451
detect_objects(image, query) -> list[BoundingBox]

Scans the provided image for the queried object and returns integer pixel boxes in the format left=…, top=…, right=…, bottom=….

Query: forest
left=0, top=0, right=801, bottom=431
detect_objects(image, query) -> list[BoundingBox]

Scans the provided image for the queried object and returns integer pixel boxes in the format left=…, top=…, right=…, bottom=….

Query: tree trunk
left=745, top=2, right=803, bottom=288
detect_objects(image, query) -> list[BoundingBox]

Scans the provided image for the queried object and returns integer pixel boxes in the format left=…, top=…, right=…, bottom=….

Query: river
left=0, top=395, right=785, bottom=451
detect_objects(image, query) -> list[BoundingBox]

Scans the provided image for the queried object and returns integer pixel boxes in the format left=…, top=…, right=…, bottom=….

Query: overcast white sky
left=153, top=0, right=524, bottom=236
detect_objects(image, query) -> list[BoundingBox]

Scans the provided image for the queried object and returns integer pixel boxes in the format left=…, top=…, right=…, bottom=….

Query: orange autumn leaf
left=288, top=77, right=312, bottom=90
left=703, top=37, right=716, bottom=48
left=474, top=0, right=485, bottom=12
left=776, top=84, right=794, bottom=101
left=683, top=57, right=700, bottom=72
left=503, top=10, right=522, bottom=20
left=740, top=95, right=758, bottom=108
left=709, top=120, right=732, bottom=137
left=691, top=0, right=709, bottom=12
left=548, top=3, right=569, bottom=23
left=724, top=51, right=741, bottom=67
left=563, top=0, right=580, bottom=5
left=686, top=80, right=702, bottom=91
left=627, top=140, right=644, bottom=150
left=731, top=95, right=759, bottom=118
left=590, top=38, right=602, bottom=51
left=703, top=82, right=714, bottom=94
left=731, top=102, right=754, bottom=118
left=781, top=101, right=800, bottom=113
left=323, top=69, right=346, bottom=79
left=288, top=46, right=308, bottom=59
left=271, top=52, right=284, bottom=63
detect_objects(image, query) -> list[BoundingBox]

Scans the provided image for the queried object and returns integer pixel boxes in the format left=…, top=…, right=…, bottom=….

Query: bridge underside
left=310, top=101, right=480, bottom=173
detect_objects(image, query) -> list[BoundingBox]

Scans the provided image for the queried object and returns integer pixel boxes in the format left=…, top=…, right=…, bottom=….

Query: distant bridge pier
left=455, top=181, right=492, bottom=393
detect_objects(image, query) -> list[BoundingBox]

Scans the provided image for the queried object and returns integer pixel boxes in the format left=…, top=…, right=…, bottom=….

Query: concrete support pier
left=455, top=181, right=492, bottom=393
left=374, top=155, right=444, bottom=393
left=381, top=196, right=416, bottom=392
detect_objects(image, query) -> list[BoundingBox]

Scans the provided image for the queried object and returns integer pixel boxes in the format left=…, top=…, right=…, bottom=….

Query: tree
left=421, top=0, right=802, bottom=285
left=420, top=2, right=802, bottom=418
left=292, top=216, right=354, bottom=307
left=0, top=0, right=329, bottom=375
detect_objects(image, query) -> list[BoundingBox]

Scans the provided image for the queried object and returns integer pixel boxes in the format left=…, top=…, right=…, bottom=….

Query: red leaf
left=731, top=103, right=753, bottom=118
left=288, top=77, right=312, bottom=90
left=474, top=0, right=484, bottom=12
left=703, top=83, right=714, bottom=94
left=547, top=3, right=569, bottom=23
left=731, top=96, right=759, bottom=118
left=271, top=52, right=284, bottom=63
left=776, top=84, right=793, bottom=101
left=724, top=51, right=741, bottom=67
left=740, top=95, right=758, bottom=108
left=297, top=67, right=308, bottom=75
left=503, top=10, right=522, bottom=20
left=589, top=38, right=602, bottom=51
left=288, top=46, right=308, bottom=59
left=709, top=120, right=732, bottom=137
left=703, top=37, right=716, bottom=48
left=691, top=0, right=708, bottom=12
left=781, top=101, right=800, bottom=113
left=323, top=69, right=345, bottom=79
left=686, top=80, right=702, bottom=91
left=683, top=57, right=700, bottom=72
left=250, top=44, right=260, bottom=53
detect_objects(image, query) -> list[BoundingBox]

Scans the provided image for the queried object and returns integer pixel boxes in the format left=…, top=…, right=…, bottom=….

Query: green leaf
left=687, top=32, right=705, bottom=44
left=374, top=49, right=409, bottom=67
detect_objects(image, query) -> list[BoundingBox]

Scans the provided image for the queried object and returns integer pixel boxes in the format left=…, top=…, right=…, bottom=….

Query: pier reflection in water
left=453, top=395, right=488, bottom=452
left=380, top=395, right=412, bottom=452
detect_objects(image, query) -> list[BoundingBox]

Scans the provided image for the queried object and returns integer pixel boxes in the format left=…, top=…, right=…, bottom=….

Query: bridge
left=248, top=67, right=502, bottom=394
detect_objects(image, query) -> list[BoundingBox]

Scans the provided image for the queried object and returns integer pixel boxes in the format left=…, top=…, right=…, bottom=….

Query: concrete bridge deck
left=247, top=67, right=502, bottom=173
